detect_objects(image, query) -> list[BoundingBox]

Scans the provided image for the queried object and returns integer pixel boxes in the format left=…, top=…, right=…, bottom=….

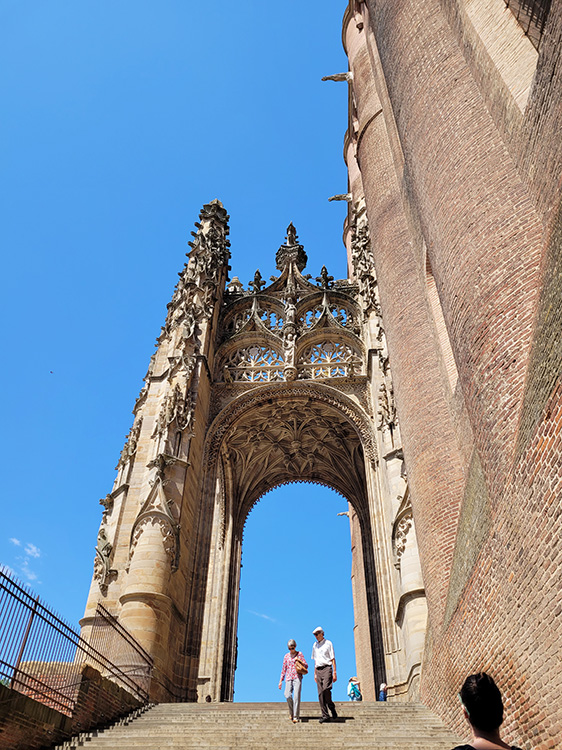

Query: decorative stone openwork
left=215, top=226, right=363, bottom=387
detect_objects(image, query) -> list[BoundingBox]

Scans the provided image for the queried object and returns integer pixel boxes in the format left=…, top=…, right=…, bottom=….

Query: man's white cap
left=312, top=626, right=324, bottom=634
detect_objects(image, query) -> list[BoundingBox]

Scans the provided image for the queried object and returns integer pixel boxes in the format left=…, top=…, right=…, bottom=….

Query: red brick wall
left=347, top=8, right=470, bottom=633
left=0, top=666, right=142, bottom=750
left=345, top=1, right=562, bottom=747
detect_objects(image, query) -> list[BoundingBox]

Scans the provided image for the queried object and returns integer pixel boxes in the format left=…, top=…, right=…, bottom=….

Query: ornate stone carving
left=153, top=384, right=195, bottom=439
left=116, top=417, right=143, bottom=469
left=350, top=212, right=381, bottom=317
left=248, top=270, right=266, bottom=294
left=393, top=513, right=413, bottom=562
left=204, top=382, right=378, bottom=471
left=297, top=340, right=363, bottom=379
left=218, top=397, right=370, bottom=522
left=163, top=200, right=230, bottom=338
left=221, top=345, right=285, bottom=383
left=377, top=324, right=389, bottom=374
left=188, top=199, right=230, bottom=272
left=392, top=490, right=414, bottom=571
left=218, top=226, right=364, bottom=386
left=378, top=380, right=396, bottom=432
left=298, top=298, right=359, bottom=334
left=316, top=266, right=334, bottom=289
left=99, top=493, right=114, bottom=513
left=169, top=348, right=197, bottom=383
left=94, top=527, right=116, bottom=595
left=226, top=276, right=244, bottom=293
left=275, top=223, right=307, bottom=272
left=321, top=72, right=353, bottom=83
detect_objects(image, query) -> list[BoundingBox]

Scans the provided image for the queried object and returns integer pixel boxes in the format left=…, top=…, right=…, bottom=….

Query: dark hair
left=460, top=673, right=504, bottom=732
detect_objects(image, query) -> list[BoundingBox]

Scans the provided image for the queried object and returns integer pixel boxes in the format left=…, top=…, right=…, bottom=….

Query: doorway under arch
left=234, top=482, right=357, bottom=703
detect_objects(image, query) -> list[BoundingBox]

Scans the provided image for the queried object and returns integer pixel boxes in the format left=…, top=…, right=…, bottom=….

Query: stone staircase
left=56, top=701, right=462, bottom=749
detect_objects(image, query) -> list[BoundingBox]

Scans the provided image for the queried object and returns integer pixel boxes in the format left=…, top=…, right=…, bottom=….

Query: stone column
left=119, top=519, right=174, bottom=700
left=394, top=508, right=427, bottom=699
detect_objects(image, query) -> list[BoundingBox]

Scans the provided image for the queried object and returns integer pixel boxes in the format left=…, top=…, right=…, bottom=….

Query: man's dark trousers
left=316, top=665, right=336, bottom=719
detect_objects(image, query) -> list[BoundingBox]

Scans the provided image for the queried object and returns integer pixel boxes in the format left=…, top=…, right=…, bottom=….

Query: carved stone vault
left=81, top=202, right=428, bottom=705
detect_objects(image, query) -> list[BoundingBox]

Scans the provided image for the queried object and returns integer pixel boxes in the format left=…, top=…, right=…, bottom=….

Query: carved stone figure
left=93, top=526, right=116, bottom=594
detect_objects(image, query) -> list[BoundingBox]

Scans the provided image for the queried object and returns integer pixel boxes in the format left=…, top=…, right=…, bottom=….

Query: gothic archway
left=189, top=384, right=385, bottom=702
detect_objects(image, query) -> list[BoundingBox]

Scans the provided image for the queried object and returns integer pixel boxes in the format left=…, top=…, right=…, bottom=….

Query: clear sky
left=0, top=0, right=357, bottom=702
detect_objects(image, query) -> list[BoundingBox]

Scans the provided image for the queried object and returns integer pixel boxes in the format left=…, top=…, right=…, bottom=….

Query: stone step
left=80, top=748, right=455, bottom=750
left=55, top=702, right=461, bottom=749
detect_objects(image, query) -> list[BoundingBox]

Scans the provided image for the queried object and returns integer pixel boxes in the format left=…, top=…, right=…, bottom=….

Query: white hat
left=312, top=626, right=324, bottom=634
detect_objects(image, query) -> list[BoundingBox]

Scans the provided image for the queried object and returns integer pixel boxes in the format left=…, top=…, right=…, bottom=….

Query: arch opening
left=193, top=389, right=386, bottom=703
left=234, top=482, right=356, bottom=703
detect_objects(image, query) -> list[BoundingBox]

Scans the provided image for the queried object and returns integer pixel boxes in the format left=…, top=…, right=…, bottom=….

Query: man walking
left=311, top=626, right=338, bottom=723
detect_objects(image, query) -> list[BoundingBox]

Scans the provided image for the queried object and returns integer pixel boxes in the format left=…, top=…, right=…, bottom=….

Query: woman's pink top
left=280, top=651, right=308, bottom=681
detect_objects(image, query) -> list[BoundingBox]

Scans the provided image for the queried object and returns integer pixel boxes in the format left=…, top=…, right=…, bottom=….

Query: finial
left=276, top=223, right=308, bottom=272
left=316, top=266, right=334, bottom=289
left=248, top=270, right=266, bottom=294
left=286, top=223, right=298, bottom=246
left=199, top=199, right=230, bottom=228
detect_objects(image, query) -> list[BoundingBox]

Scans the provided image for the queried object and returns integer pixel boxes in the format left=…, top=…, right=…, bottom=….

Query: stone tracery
left=297, top=340, right=363, bottom=378
left=216, top=226, right=363, bottom=384
left=222, top=398, right=367, bottom=522
left=204, top=381, right=378, bottom=469
left=221, top=344, right=285, bottom=382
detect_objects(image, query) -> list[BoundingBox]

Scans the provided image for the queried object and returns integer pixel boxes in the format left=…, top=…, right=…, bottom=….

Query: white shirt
left=311, top=638, right=335, bottom=667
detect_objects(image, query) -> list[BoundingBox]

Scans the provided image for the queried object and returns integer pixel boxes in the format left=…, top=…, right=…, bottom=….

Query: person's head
left=312, top=626, right=324, bottom=641
left=459, top=673, right=504, bottom=732
left=287, top=639, right=297, bottom=652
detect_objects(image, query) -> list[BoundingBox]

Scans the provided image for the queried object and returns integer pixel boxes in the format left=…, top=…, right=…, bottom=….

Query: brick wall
left=347, top=6, right=471, bottom=633
left=345, top=0, right=562, bottom=747
left=0, top=665, right=142, bottom=750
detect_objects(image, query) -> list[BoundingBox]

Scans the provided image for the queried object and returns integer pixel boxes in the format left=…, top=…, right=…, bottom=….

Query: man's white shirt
left=311, top=638, right=335, bottom=667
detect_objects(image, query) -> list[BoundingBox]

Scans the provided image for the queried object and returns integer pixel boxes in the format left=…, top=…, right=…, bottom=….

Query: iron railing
left=0, top=567, right=152, bottom=716
left=505, top=0, right=552, bottom=50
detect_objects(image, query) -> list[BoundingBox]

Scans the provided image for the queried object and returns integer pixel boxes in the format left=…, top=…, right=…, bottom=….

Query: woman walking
left=278, top=639, right=308, bottom=723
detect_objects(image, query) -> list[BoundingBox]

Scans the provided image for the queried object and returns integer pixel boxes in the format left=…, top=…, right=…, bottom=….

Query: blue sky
left=0, top=0, right=356, bottom=702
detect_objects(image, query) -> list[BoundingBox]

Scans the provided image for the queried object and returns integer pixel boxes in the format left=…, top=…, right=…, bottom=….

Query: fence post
left=10, top=595, right=39, bottom=689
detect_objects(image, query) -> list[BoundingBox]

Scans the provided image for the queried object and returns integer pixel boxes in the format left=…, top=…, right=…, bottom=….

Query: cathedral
left=82, top=1, right=561, bottom=747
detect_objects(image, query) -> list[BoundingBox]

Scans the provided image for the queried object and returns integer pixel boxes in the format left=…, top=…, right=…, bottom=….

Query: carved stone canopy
left=218, top=228, right=362, bottom=385
left=218, top=393, right=368, bottom=532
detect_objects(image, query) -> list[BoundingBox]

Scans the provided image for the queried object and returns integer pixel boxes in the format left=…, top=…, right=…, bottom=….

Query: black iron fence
left=505, top=0, right=552, bottom=50
left=0, top=567, right=152, bottom=716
